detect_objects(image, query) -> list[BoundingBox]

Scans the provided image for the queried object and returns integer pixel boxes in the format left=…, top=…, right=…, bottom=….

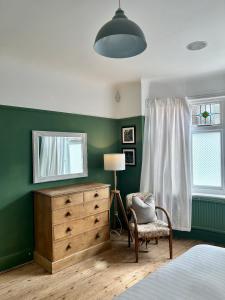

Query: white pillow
left=132, top=195, right=157, bottom=224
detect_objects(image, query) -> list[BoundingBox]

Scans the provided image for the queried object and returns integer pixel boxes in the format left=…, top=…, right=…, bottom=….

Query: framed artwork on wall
left=122, top=148, right=136, bottom=166
left=121, top=126, right=136, bottom=144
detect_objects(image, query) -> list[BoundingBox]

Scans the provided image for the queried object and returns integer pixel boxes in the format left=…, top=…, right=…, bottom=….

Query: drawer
left=84, top=188, right=109, bottom=203
left=52, top=226, right=109, bottom=261
left=51, top=192, right=83, bottom=210
left=53, top=211, right=109, bottom=241
left=52, top=198, right=109, bottom=225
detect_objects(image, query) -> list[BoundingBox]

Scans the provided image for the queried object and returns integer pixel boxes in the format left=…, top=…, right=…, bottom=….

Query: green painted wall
left=117, top=116, right=144, bottom=202
left=1, top=105, right=224, bottom=272
left=0, top=109, right=144, bottom=271
left=0, top=105, right=118, bottom=271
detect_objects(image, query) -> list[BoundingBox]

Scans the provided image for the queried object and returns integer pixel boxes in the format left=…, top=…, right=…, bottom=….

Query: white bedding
left=116, top=244, right=225, bottom=300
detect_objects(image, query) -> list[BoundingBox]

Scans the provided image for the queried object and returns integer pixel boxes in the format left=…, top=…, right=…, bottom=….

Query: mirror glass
left=33, top=131, right=88, bottom=183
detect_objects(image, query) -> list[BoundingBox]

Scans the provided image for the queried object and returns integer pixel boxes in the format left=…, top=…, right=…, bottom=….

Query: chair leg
left=128, top=230, right=131, bottom=248
left=169, top=233, right=173, bottom=259
left=135, top=234, right=139, bottom=263
left=155, top=237, right=158, bottom=245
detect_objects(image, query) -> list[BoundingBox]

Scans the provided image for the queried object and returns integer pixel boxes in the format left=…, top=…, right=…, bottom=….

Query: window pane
left=211, top=103, right=220, bottom=113
left=192, top=103, right=221, bottom=126
left=192, top=132, right=222, bottom=187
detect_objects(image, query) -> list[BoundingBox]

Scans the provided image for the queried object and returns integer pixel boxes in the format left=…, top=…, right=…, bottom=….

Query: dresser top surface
left=34, top=182, right=110, bottom=197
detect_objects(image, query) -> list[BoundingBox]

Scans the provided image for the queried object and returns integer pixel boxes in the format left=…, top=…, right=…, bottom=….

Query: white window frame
left=190, top=97, right=225, bottom=195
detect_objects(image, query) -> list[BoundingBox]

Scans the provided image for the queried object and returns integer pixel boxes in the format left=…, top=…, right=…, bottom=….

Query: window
left=191, top=99, right=225, bottom=195
left=192, top=131, right=222, bottom=187
left=192, top=103, right=221, bottom=126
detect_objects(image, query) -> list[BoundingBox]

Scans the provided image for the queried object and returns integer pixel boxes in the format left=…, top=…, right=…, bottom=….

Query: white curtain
left=140, top=98, right=192, bottom=231
left=39, top=137, right=71, bottom=177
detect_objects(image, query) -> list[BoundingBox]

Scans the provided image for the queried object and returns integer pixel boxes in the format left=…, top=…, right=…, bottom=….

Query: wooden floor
left=0, top=236, right=206, bottom=300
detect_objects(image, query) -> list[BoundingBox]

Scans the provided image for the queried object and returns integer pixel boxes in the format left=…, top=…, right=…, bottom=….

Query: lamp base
left=113, top=171, right=118, bottom=191
left=110, top=189, right=131, bottom=239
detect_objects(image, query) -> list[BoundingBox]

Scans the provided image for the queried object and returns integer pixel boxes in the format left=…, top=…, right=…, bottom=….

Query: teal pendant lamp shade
left=94, top=5, right=147, bottom=58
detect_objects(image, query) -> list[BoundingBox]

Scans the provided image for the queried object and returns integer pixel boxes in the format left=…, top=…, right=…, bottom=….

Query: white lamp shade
left=104, top=154, right=125, bottom=171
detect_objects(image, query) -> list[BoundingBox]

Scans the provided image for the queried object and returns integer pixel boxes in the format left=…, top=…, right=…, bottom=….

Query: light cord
left=110, top=214, right=123, bottom=239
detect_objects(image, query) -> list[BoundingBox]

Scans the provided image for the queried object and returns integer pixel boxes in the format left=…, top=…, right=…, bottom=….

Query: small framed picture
left=122, top=148, right=136, bottom=166
left=121, top=126, right=136, bottom=144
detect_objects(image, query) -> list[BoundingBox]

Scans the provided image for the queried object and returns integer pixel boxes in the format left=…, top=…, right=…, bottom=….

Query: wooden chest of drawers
left=34, top=183, right=111, bottom=273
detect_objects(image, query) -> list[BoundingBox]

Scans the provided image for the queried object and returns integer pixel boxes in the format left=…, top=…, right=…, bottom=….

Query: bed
left=115, top=244, right=225, bottom=300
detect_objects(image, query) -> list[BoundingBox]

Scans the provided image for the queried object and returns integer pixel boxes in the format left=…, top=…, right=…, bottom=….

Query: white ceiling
left=1, top=0, right=225, bottom=84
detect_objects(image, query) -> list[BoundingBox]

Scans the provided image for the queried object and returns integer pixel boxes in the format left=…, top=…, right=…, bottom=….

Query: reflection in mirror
left=39, top=136, right=83, bottom=177
left=33, top=131, right=88, bottom=183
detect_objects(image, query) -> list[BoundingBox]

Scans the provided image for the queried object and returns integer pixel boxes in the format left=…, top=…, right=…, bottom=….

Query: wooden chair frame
left=128, top=206, right=173, bottom=263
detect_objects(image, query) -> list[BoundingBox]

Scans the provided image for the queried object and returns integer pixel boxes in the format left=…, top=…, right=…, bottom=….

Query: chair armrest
left=130, top=207, right=138, bottom=233
left=155, top=206, right=172, bottom=230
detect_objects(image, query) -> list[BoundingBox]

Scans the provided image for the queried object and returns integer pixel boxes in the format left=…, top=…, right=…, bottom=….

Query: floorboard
left=0, top=236, right=208, bottom=300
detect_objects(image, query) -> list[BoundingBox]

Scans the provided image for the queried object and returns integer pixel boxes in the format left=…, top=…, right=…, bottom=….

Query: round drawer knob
left=66, top=244, right=71, bottom=251
left=65, top=211, right=71, bottom=217
left=94, top=204, right=99, bottom=209
left=94, top=193, right=99, bottom=198
left=65, top=199, right=71, bottom=204
left=95, top=218, right=100, bottom=224
left=95, top=233, right=100, bottom=239
left=66, top=227, right=72, bottom=233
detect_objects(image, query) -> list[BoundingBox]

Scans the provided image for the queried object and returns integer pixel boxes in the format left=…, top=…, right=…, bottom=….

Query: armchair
left=126, top=192, right=173, bottom=263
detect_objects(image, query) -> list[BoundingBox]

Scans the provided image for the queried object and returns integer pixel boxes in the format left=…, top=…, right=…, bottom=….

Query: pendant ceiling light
left=94, top=0, right=147, bottom=58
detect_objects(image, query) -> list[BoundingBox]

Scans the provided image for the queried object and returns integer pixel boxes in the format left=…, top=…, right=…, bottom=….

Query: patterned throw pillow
left=132, top=195, right=157, bottom=224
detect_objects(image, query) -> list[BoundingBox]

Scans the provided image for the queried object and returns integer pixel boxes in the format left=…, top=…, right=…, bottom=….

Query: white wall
left=114, top=81, right=141, bottom=119
left=0, top=56, right=116, bottom=118
left=141, top=72, right=225, bottom=115
left=3, top=56, right=224, bottom=120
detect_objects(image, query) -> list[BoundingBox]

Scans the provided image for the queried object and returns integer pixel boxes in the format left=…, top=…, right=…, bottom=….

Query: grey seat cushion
left=132, top=195, right=157, bottom=224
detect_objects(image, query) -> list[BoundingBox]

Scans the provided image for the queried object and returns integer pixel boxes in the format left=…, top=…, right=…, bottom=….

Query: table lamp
left=104, top=153, right=130, bottom=233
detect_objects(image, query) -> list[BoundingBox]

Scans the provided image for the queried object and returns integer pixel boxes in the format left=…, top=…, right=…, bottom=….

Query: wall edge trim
left=192, top=226, right=225, bottom=234
left=0, top=104, right=117, bottom=121
left=193, top=196, right=225, bottom=205
left=0, top=248, right=33, bottom=272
